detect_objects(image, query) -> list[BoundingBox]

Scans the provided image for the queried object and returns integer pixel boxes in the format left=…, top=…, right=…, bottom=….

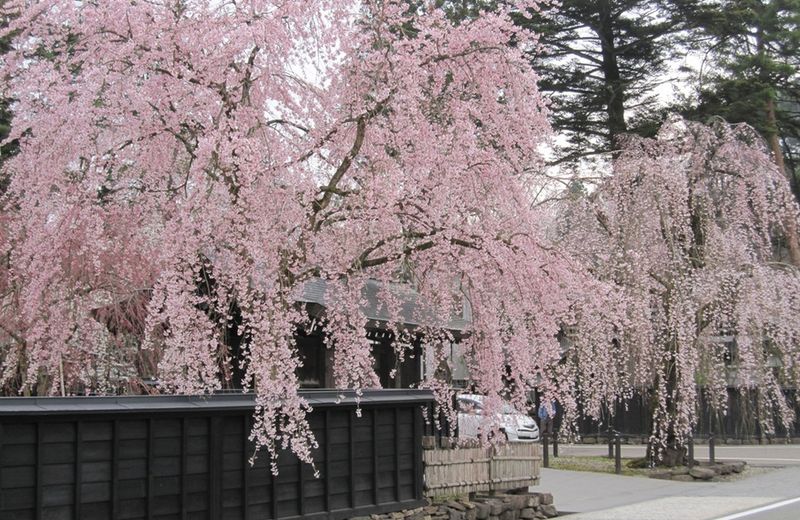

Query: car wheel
left=488, top=429, right=509, bottom=443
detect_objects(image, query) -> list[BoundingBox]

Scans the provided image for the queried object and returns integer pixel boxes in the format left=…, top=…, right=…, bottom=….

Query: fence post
left=488, top=444, right=495, bottom=493
left=608, top=430, right=614, bottom=459
left=553, top=431, right=559, bottom=458
left=709, top=434, right=715, bottom=464
left=542, top=432, right=549, bottom=468
left=687, top=435, right=694, bottom=468
left=451, top=392, right=459, bottom=439
left=614, top=434, right=622, bottom=474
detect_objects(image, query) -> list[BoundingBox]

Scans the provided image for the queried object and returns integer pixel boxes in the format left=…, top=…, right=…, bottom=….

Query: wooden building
left=0, top=390, right=433, bottom=520
left=0, top=278, right=473, bottom=519
left=294, top=278, right=471, bottom=390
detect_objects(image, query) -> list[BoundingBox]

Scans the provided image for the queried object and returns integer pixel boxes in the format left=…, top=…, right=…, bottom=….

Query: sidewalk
left=538, top=468, right=700, bottom=514
left=535, top=465, right=800, bottom=519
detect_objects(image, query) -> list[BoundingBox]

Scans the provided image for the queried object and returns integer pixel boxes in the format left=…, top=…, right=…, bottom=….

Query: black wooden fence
left=575, top=388, right=800, bottom=440
left=0, top=389, right=433, bottom=520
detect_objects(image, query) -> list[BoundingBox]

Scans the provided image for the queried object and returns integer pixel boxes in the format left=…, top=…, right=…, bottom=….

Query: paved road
left=536, top=456, right=800, bottom=519
left=554, top=443, right=800, bottom=467
left=714, top=498, right=800, bottom=520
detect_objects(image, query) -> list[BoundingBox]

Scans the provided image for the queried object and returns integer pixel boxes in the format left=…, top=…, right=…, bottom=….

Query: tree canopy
left=0, top=0, right=619, bottom=462
left=560, top=116, right=800, bottom=462
left=0, top=0, right=798, bottom=467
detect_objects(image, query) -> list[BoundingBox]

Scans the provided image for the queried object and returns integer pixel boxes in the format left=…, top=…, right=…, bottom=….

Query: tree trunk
left=766, top=97, right=800, bottom=267
left=597, top=0, right=627, bottom=147
left=755, top=14, right=800, bottom=268
left=662, top=342, right=688, bottom=467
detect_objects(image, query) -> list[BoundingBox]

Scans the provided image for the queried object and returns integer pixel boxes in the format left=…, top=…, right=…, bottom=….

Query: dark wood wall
left=0, top=390, right=431, bottom=520
left=294, top=329, right=422, bottom=390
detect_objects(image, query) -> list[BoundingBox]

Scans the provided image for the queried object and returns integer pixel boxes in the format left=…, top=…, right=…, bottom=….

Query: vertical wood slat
left=75, top=421, right=82, bottom=519
left=209, top=417, right=223, bottom=520
left=0, top=423, right=3, bottom=513
left=181, top=417, right=188, bottom=520
left=349, top=411, right=355, bottom=509
left=147, top=418, right=154, bottom=520
left=488, top=445, right=494, bottom=490
left=372, top=408, right=379, bottom=505
left=35, top=422, right=41, bottom=520
left=324, top=409, right=331, bottom=512
left=112, top=419, right=119, bottom=519
left=243, top=415, right=249, bottom=520
left=413, top=408, right=423, bottom=501
left=299, top=445, right=307, bottom=516
left=395, top=408, right=401, bottom=502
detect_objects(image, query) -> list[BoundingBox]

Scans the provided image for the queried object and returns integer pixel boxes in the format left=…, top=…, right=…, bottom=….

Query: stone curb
left=648, top=461, right=746, bottom=482
left=350, top=491, right=559, bottom=520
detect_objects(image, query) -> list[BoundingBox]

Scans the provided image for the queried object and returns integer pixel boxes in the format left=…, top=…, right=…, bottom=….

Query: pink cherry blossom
left=1, top=0, right=603, bottom=463
left=561, top=116, right=800, bottom=461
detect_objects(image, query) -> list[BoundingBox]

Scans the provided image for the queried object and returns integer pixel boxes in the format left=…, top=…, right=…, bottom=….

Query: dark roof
left=0, top=389, right=435, bottom=416
left=296, top=278, right=471, bottom=332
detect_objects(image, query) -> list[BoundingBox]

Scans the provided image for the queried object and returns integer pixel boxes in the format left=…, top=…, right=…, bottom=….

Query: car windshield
left=458, top=399, right=481, bottom=412
left=459, top=396, right=525, bottom=416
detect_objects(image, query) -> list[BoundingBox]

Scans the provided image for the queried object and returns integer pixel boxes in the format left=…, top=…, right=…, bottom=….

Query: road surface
left=537, top=444, right=800, bottom=519
left=714, top=497, right=800, bottom=520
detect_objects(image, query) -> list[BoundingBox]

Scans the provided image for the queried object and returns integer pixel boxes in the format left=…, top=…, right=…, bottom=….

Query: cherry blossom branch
left=420, top=45, right=505, bottom=65
left=311, top=115, right=367, bottom=218
left=353, top=236, right=480, bottom=271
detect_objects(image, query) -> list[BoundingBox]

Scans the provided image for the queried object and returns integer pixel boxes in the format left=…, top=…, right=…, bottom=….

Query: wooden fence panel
left=422, top=441, right=540, bottom=498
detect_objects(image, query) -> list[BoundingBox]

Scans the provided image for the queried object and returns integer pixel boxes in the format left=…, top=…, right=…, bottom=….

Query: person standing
left=538, top=401, right=555, bottom=437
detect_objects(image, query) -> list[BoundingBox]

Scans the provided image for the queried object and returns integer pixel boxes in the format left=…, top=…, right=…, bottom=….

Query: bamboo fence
left=422, top=439, right=541, bottom=497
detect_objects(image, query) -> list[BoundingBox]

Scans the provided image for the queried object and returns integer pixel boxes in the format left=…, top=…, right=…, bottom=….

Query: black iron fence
left=0, top=389, right=433, bottom=520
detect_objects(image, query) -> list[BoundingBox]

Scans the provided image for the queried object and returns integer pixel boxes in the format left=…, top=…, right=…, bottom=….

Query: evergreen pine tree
left=514, top=0, right=689, bottom=166
left=680, top=0, right=800, bottom=200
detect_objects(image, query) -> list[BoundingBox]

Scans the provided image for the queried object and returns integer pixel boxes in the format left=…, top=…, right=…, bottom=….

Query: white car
left=456, top=394, right=540, bottom=442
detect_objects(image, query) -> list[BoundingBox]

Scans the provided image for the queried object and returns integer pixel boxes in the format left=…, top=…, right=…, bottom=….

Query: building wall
left=0, top=391, right=431, bottom=520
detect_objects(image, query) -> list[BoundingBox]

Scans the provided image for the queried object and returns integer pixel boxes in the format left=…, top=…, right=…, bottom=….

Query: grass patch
left=549, top=455, right=650, bottom=477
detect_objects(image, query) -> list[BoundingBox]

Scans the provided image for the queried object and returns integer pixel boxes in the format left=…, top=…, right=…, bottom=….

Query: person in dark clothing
left=538, top=401, right=555, bottom=436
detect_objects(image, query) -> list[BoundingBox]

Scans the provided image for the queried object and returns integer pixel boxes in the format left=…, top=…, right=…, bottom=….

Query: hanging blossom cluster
left=560, top=115, right=800, bottom=459
left=0, top=0, right=612, bottom=462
